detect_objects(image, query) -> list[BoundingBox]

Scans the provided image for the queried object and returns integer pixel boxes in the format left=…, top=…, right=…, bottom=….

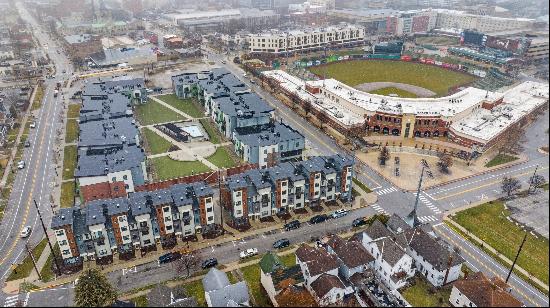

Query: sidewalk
left=443, top=200, right=549, bottom=292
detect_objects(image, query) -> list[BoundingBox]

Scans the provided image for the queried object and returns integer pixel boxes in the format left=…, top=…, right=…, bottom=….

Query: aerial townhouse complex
left=51, top=181, right=215, bottom=264
left=262, top=70, right=549, bottom=155
left=172, top=68, right=305, bottom=168
left=221, top=155, right=354, bottom=227
left=247, top=24, right=365, bottom=54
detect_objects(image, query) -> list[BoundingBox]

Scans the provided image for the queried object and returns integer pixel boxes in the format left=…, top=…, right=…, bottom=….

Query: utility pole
left=33, top=200, right=61, bottom=276
left=25, top=242, right=42, bottom=281
left=506, top=231, right=528, bottom=283
left=218, top=170, right=223, bottom=231
left=443, top=253, right=454, bottom=285
left=528, top=164, right=539, bottom=193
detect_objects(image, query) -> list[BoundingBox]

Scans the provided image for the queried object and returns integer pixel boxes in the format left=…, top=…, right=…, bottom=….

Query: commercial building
left=248, top=24, right=365, bottom=54
left=261, top=70, right=549, bottom=154
left=524, top=38, right=549, bottom=63
left=434, top=9, right=535, bottom=34
left=386, top=10, right=438, bottom=35
left=221, top=155, right=353, bottom=225
left=328, top=9, right=399, bottom=34
left=63, top=34, right=104, bottom=64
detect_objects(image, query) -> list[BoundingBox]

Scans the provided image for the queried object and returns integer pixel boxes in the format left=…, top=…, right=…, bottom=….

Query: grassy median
left=62, top=145, right=77, bottom=180
left=485, top=153, right=518, bottom=168
left=7, top=238, right=48, bottom=281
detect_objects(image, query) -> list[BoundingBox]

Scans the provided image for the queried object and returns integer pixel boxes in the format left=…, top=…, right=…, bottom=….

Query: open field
left=452, top=200, right=549, bottom=285
left=369, top=87, right=418, bottom=98
left=67, top=104, right=81, bottom=118
left=135, top=100, right=186, bottom=126
left=149, top=156, right=212, bottom=181
left=309, top=60, right=476, bottom=97
left=199, top=119, right=221, bottom=144
left=156, top=94, right=205, bottom=119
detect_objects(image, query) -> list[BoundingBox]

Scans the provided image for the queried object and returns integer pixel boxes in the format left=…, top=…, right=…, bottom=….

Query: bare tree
left=528, top=174, right=546, bottom=193
left=437, top=154, right=453, bottom=174
left=378, top=146, right=390, bottom=166
left=176, top=252, right=201, bottom=278
left=501, top=176, right=521, bottom=198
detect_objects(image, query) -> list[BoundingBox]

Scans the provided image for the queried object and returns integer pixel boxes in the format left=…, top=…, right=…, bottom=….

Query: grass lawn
left=7, top=238, right=48, bottom=281
left=62, top=145, right=77, bottom=180
left=353, top=178, right=372, bottom=193
left=401, top=276, right=452, bottom=307
left=183, top=280, right=206, bottom=307
left=65, top=119, right=78, bottom=144
left=31, top=86, right=44, bottom=111
left=156, top=94, right=204, bottom=118
left=142, top=128, right=174, bottom=155
left=452, top=200, right=549, bottom=285
left=241, top=264, right=272, bottom=307
left=150, top=157, right=212, bottom=181
left=60, top=181, right=75, bottom=208
left=135, top=100, right=186, bottom=126
left=278, top=253, right=296, bottom=267
left=206, top=147, right=237, bottom=169
left=227, top=271, right=239, bottom=284
left=67, top=104, right=81, bottom=118
left=199, top=119, right=221, bottom=144
left=485, top=153, right=518, bottom=168
left=369, top=87, right=418, bottom=98
left=131, top=295, right=148, bottom=307
left=39, top=244, right=59, bottom=282
left=309, top=60, right=476, bottom=97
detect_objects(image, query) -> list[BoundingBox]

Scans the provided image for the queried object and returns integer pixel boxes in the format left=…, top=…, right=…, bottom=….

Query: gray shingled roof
left=386, top=214, right=412, bottom=235
left=233, top=122, right=303, bottom=147
left=407, top=228, right=464, bottom=271
left=51, top=207, right=76, bottom=229
left=364, top=220, right=393, bottom=241
left=206, top=281, right=250, bottom=307
left=202, top=268, right=230, bottom=292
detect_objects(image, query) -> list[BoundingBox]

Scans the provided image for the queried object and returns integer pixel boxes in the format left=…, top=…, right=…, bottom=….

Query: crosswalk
left=418, top=194, right=442, bottom=214
left=418, top=215, right=438, bottom=223
left=375, top=187, right=397, bottom=196
left=4, top=295, right=20, bottom=307
left=371, top=204, right=388, bottom=215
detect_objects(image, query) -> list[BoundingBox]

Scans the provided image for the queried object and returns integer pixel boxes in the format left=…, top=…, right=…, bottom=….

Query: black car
left=201, top=258, right=218, bottom=269
left=309, top=214, right=328, bottom=224
left=284, top=220, right=301, bottom=231
left=158, top=252, right=180, bottom=264
left=352, top=218, right=368, bottom=228
left=273, top=238, right=290, bottom=249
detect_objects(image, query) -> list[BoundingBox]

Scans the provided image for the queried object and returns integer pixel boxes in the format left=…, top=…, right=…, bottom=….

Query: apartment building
left=248, top=24, right=365, bottom=54
left=524, top=38, right=549, bottom=63
left=434, top=9, right=535, bottom=33
left=221, top=155, right=354, bottom=226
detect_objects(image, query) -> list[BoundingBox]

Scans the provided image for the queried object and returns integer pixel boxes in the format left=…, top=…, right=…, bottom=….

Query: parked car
left=273, top=238, right=290, bottom=249
left=201, top=258, right=218, bottom=269
left=309, top=214, right=328, bottom=224
left=239, top=248, right=258, bottom=259
left=17, top=160, right=25, bottom=169
left=331, top=209, right=349, bottom=219
left=158, top=252, right=180, bottom=264
left=221, top=60, right=226, bottom=64
left=284, top=220, right=300, bottom=231
left=29, top=122, right=36, bottom=128
left=20, top=226, right=32, bottom=238
left=24, top=141, right=30, bottom=147
left=352, top=217, right=368, bottom=228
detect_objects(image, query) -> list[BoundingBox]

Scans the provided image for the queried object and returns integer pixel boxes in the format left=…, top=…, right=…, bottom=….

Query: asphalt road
left=0, top=0, right=73, bottom=299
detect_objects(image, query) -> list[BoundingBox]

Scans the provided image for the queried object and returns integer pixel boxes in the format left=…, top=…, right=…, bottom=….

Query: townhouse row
left=51, top=181, right=216, bottom=265
left=172, top=68, right=305, bottom=168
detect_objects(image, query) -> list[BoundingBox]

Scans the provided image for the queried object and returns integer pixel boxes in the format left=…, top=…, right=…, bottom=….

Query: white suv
left=331, top=209, right=350, bottom=219
left=239, top=248, right=258, bottom=259
left=17, top=161, right=25, bottom=169
left=20, top=226, right=32, bottom=238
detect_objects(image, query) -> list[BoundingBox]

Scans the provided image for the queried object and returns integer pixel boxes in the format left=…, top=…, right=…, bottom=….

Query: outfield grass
left=199, top=119, right=221, bottom=144
left=485, top=153, right=518, bottom=168
left=452, top=201, right=549, bottom=285
left=150, top=157, right=211, bottom=181
left=142, top=128, right=174, bottom=155
left=401, top=276, right=452, bottom=307
left=67, top=104, right=81, bottom=118
left=156, top=94, right=204, bottom=118
left=7, top=238, right=48, bottom=281
left=60, top=181, right=75, bottom=208
left=353, top=177, right=372, bottom=193
left=65, top=119, right=78, bottom=144
left=135, top=100, right=186, bottom=126
left=309, top=60, right=476, bottom=97
left=183, top=280, right=206, bottom=307
left=369, top=87, right=418, bottom=98
left=62, top=145, right=77, bottom=180
left=206, top=147, right=237, bottom=169
left=240, top=264, right=272, bottom=307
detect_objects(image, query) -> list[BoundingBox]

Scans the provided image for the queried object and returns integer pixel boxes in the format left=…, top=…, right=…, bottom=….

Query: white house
left=449, top=272, right=523, bottom=307
left=295, top=244, right=339, bottom=288
left=309, top=273, right=348, bottom=306
left=326, top=235, right=375, bottom=281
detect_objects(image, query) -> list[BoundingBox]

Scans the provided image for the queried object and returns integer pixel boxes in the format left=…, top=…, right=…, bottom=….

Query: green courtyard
left=135, top=100, right=186, bottom=126
left=141, top=128, right=175, bottom=155
left=206, top=147, right=238, bottom=169
left=452, top=200, right=549, bottom=285
left=156, top=94, right=205, bottom=119
left=149, top=157, right=212, bottom=181
left=309, top=60, right=476, bottom=97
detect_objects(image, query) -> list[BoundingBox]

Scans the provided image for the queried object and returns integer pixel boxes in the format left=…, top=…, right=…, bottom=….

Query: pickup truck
left=239, top=248, right=258, bottom=259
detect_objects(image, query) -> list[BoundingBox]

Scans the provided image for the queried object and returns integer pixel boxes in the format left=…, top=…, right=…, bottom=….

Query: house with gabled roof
left=326, top=235, right=375, bottom=281
left=450, top=272, right=523, bottom=307
left=202, top=268, right=250, bottom=307
left=259, top=252, right=305, bottom=306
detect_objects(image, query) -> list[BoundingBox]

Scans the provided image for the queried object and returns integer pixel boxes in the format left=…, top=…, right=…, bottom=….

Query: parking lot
left=506, top=191, right=549, bottom=238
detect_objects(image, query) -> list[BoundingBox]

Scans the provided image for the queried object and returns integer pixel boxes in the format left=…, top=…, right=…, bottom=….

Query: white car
left=239, top=248, right=258, bottom=259
left=20, top=226, right=32, bottom=238
left=17, top=161, right=25, bottom=169
left=331, top=209, right=350, bottom=219
left=29, top=122, right=36, bottom=128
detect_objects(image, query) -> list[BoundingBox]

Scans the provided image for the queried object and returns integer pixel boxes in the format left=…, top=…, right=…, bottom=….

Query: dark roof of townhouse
left=310, top=274, right=345, bottom=299
left=364, top=220, right=393, bottom=241
left=85, top=200, right=107, bottom=226
left=406, top=228, right=464, bottom=271
left=51, top=207, right=76, bottom=228
left=379, top=237, right=407, bottom=267
left=128, top=192, right=152, bottom=216
left=453, top=272, right=522, bottom=307
left=169, top=183, right=194, bottom=207
left=74, top=145, right=145, bottom=177
left=295, top=244, right=339, bottom=277
left=327, top=153, right=354, bottom=169
left=233, top=122, right=304, bottom=147
left=301, top=156, right=336, bottom=175
left=271, top=265, right=305, bottom=292
left=129, top=188, right=173, bottom=209
left=246, top=169, right=273, bottom=190
left=105, top=197, right=130, bottom=216
left=171, top=72, right=200, bottom=86
left=78, top=117, right=138, bottom=148
left=82, top=77, right=144, bottom=97
left=259, top=252, right=283, bottom=274
left=226, top=173, right=248, bottom=191
left=80, top=93, right=131, bottom=122
left=326, top=235, right=375, bottom=268
left=216, top=92, right=274, bottom=118
left=386, top=214, right=412, bottom=235
left=189, top=181, right=213, bottom=197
